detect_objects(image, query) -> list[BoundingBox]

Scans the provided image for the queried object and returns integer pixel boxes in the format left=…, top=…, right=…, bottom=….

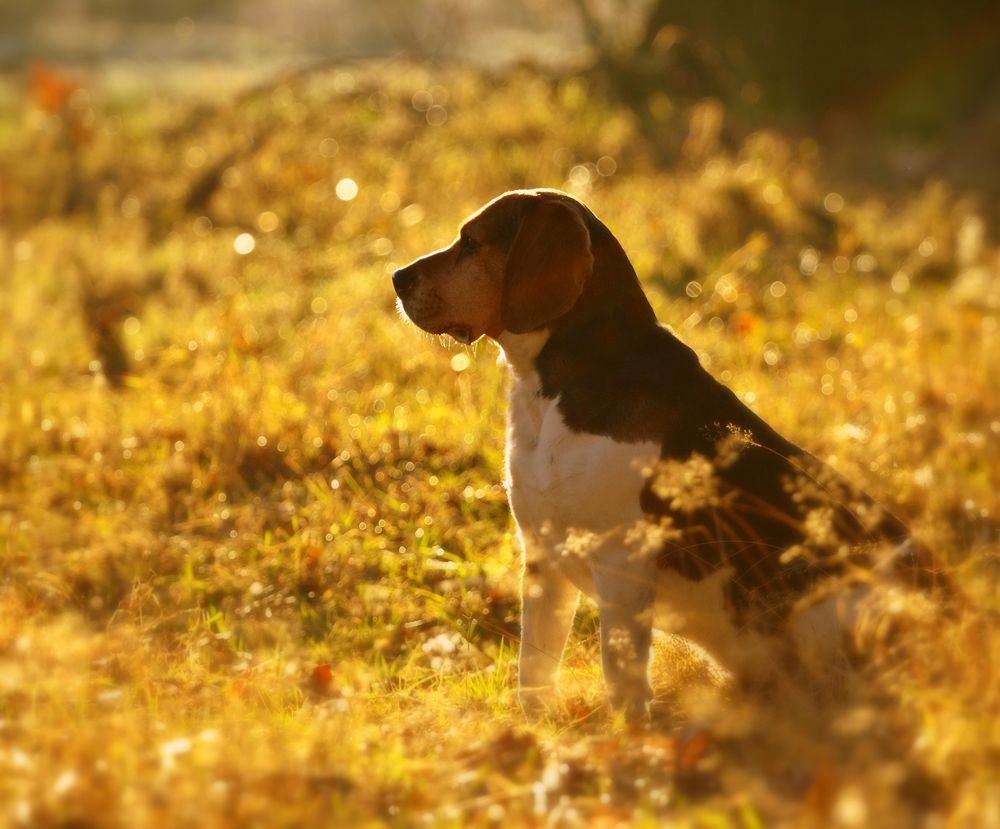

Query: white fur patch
left=499, top=332, right=660, bottom=541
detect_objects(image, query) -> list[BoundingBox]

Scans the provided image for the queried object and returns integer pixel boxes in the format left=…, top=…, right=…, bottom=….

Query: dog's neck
left=495, top=330, right=549, bottom=378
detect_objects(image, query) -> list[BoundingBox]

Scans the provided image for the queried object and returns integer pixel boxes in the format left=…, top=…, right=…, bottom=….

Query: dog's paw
left=518, top=686, right=557, bottom=720
left=607, top=677, right=654, bottom=723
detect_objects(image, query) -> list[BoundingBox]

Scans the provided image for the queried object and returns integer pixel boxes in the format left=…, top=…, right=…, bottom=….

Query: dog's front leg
left=518, top=534, right=579, bottom=717
left=592, top=549, right=655, bottom=719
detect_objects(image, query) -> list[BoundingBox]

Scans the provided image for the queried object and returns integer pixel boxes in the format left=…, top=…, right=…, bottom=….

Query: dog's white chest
left=504, top=370, right=659, bottom=536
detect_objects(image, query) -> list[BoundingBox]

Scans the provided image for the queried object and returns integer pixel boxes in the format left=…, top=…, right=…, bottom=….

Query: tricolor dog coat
left=393, top=189, right=950, bottom=717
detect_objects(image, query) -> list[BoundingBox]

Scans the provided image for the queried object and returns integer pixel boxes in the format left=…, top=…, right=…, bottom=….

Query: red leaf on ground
left=311, top=663, right=333, bottom=692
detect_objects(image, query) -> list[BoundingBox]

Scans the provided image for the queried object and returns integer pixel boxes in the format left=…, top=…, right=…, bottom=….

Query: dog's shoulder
left=535, top=315, right=797, bottom=458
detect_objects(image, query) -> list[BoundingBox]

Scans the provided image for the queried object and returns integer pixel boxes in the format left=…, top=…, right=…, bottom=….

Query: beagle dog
left=393, top=189, right=950, bottom=717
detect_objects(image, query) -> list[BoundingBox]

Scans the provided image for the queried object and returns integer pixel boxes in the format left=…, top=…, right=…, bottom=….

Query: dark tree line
left=571, top=0, right=1000, bottom=129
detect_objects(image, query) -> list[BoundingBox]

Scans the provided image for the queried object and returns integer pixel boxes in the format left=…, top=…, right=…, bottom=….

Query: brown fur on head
left=392, top=190, right=594, bottom=343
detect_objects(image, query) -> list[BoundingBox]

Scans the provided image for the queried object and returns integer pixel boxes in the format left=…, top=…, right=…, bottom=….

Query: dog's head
left=393, top=189, right=594, bottom=343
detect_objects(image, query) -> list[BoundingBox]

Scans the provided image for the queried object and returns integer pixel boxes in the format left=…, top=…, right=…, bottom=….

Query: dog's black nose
left=392, top=265, right=418, bottom=297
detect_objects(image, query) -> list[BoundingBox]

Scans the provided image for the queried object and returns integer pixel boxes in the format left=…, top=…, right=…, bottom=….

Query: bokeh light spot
left=234, top=233, right=256, bottom=255
left=762, top=183, right=783, bottom=204
left=332, top=72, right=355, bottom=93
left=121, top=195, right=141, bottom=218
left=891, top=271, right=911, bottom=293
left=854, top=253, right=877, bottom=273
left=568, top=165, right=592, bottom=187
left=399, top=204, right=425, bottom=227
left=336, top=178, right=359, bottom=201
left=823, top=192, right=845, bottom=213
left=380, top=191, right=400, bottom=212
left=185, top=146, right=206, bottom=168
left=799, top=248, right=819, bottom=276
left=425, top=106, right=447, bottom=126
left=319, top=138, right=339, bottom=158
left=257, top=211, right=279, bottom=233
left=411, top=90, right=432, bottom=112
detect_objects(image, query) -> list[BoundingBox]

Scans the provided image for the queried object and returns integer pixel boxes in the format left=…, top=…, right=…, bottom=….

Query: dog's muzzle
left=392, top=265, right=419, bottom=298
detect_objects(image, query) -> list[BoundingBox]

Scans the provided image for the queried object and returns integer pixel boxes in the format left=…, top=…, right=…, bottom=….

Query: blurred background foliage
left=1, top=0, right=999, bottom=196
left=3, top=0, right=999, bottom=128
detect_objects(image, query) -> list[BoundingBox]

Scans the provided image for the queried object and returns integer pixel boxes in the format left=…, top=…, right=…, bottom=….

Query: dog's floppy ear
left=501, top=198, right=593, bottom=334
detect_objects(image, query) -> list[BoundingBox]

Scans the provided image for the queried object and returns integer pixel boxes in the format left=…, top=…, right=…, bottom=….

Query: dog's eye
left=458, top=235, right=480, bottom=258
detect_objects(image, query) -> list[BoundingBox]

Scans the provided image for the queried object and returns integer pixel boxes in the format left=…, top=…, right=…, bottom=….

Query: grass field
left=1, top=60, right=998, bottom=827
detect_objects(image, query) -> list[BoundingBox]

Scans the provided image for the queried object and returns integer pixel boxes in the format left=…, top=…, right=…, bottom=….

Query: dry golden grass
left=0, top=61, right=998, bottom=827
